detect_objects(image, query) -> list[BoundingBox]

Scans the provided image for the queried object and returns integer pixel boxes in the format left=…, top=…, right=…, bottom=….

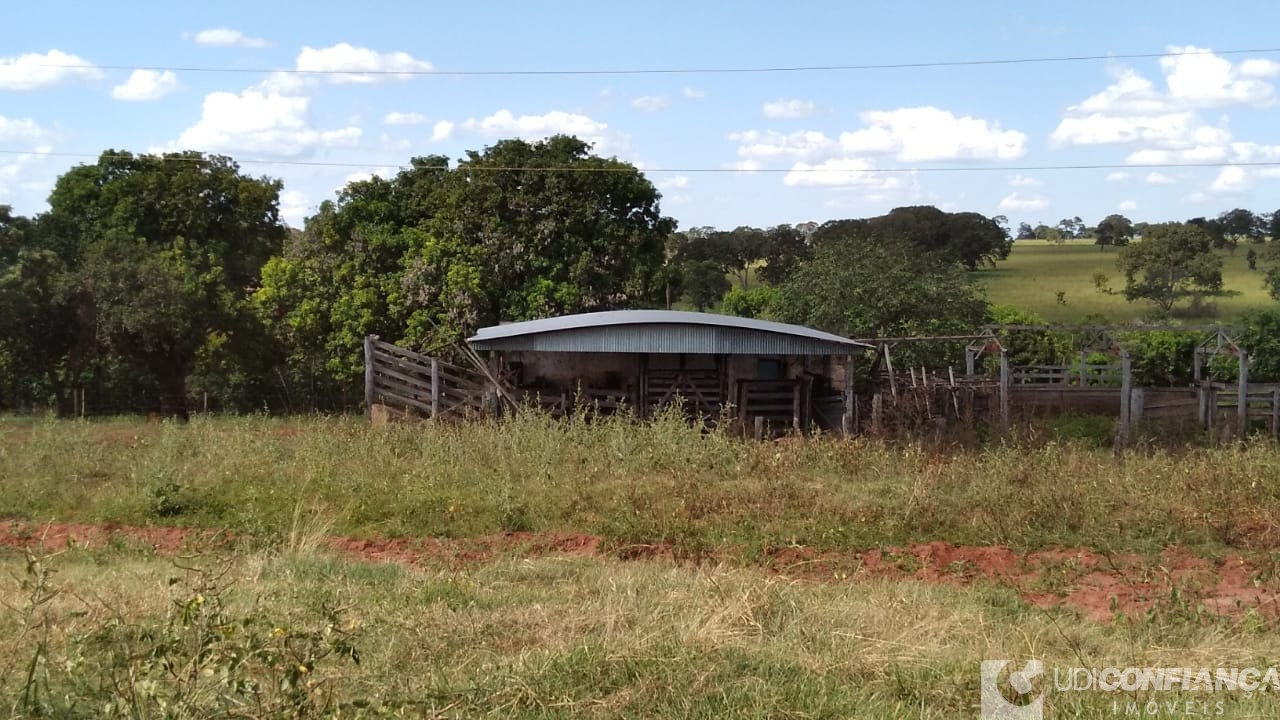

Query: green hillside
left=980, top=239, right=1276, bottom=323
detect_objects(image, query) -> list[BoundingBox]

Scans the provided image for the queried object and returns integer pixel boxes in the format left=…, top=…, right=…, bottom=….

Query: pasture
left=3, top=415, right=1280, bottom=717
left=981, top=239, right=1274, bottom=323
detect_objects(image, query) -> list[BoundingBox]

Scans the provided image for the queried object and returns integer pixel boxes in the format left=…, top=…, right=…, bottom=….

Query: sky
left=4, top=1, right=1280, bottom=231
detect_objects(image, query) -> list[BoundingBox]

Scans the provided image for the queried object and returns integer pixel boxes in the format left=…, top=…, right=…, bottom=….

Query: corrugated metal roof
left=467, top=310, right=871, bottom=355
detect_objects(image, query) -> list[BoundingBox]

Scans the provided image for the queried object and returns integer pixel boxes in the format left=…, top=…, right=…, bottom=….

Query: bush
left=721, top=286, right=779, bottom=319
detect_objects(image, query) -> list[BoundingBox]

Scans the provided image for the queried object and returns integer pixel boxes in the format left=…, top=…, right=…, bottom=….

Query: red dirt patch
left=2, top=519, right=1276, bottom=624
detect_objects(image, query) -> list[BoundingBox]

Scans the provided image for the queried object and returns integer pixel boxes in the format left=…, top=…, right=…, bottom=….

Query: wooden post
left=363, top=335, right=376, bottom=420
left=80, top=388, right=85, bottom=418
left=753, top=415, right=764, bottom=441
left=430, top=358, right=440, bottom=418
left=791, top=379, right=802, bottom=433
left=871, top=393, right=883, bottom=435
left=1271, top=388, right=1279, bottom=440
left=1198, top=382, right=1208, bottom=427
left=1207, top=386, right=1218, bottom=430
left=1238, top=350, right=1249, bottom=435
left=842, top=354, right=855, bottom=437
left=1079, top=351, right=1088, bottom=386
left=883, top=344, right=898, bottom=400
left=1130, top=387, right=1145, bottom=424
left=1117, top=351, right=1132, bottom=448
left=964, top=347, right=975, bottom=377
left=998, top=351, right=1011, bottom=429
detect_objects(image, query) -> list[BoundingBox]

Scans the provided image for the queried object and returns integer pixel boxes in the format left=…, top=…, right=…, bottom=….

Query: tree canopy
left=1116, top=222, right=1223, bottom=315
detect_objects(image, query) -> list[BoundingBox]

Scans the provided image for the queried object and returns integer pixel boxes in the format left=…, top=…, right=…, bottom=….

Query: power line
left=8, top=47, right=1280, bottom=78
left=2, top=148, right=1279, bottom=175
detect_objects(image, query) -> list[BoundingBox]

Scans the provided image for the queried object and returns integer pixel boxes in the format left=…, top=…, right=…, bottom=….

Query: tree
left=813, top=206, right=1011, bottom=270
left=771, top=229, right=989, bottom=339
left=0, top=206, right=76, bottom=409
left=401, top=135, right=674, bottom=347
left=41, top=151, right=285, bottom=416
left=1094, top=214, right=1135, bottom=251
left=1057, top=216, right=1085, bottom=239
left=1262, top=241, right=1280, bottom=301
left=1217, top=208, right=1264, bottom=246
left=679, top=260, right=731, bottom=311
left=1116, top=222, right=1223, bottom=315
left=255, top=158, right=450, bottom=390
left=1015, top=222, right=1036, bottom=240
left=756, top=224, right=810, bottom=285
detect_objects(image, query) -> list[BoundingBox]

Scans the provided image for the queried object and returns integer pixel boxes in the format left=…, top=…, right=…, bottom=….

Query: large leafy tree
left=402, top=135, right=674, bottom=346
left=255, top=157, right=450, bottom=388
left=1116, top=222, right=1223, bottom=315
left=1094, top=213, right=1135, bottom=250
left=770, top=229, right=989, bottom=339
left=812, top=206, right=1011, bottom=270
left=0, top=206, right=77, bottom=408
left=43, top=151, right=285, bottom=416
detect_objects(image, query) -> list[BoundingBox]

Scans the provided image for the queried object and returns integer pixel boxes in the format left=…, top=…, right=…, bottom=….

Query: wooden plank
left=373, top=364, right=434, bottom=393
left=375, top=376, right=433, bottom=405
left=375, top=388, right=433, bottom=414
left=364, top=335, right=376, bottom=419
left=1273, top=388, right=1279, bottom=440
left=373, top=339, right=466, bottom=373
left=1239, top=351, right=1249, bottom=433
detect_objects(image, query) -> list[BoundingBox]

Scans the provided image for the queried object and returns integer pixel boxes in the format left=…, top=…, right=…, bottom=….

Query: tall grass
left=3, top=413, right=1279, bottom=557
left=2, top=546, right=1276, bottom=718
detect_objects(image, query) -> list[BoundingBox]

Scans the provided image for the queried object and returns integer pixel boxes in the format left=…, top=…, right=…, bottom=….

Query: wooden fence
left=363, top=337, right=488, bottom=419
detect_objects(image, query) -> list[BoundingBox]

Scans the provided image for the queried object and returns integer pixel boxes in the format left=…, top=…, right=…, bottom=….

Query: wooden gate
left=363, top=336, right=489, bottom=419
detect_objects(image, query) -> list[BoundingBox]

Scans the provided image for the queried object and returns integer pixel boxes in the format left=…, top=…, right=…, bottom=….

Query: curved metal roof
left=467, top=310, right=871, bottom=355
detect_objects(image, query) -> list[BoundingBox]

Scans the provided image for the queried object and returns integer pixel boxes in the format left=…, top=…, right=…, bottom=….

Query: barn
left=466, top=310, right=872, bottom=433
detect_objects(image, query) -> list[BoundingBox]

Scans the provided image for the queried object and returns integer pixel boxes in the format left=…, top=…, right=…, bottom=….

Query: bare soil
left=2, top=520, right=1275, bottom=624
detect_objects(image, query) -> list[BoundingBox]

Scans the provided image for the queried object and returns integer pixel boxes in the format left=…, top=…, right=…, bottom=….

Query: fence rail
left=364, top=337, right=489, bottom=419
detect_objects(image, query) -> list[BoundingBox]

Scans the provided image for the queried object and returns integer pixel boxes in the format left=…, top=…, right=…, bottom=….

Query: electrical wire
left=1, top=149, right=1278, bottom=175
left=7, top=47, right=1280, bottom=78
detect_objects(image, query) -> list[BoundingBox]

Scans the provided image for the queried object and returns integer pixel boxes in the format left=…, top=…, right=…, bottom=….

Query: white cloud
left=0, top=115, right=50, bottom=144
left=0, top=49, right=102, bottom=91
left=727, top=159, right=762, bottom=174
left=342, top=166, right=397, bottom=187
left=1106, top=171, right=1130, bottom=182
left=1052, top=48, right=1280, bottom=166
left=111, top=70, right=178, bottom=101
left=997, top=192, right=1049, bottom=212
left=782, top=158, right=908, bottom=193
left=1118, top=200, right=1138, bottom=212
left=1239, top=58, right=1280, bottom=79
left=630, top=95, right=669, bottom=112
left=1010, top=174, right=1041, bottom=187
left=729, top=129, right=837, bottom=162
left=383, top=111, right=426, bottom=126
left=1161, top=45, right=1275, bottom=108
left=278, top=190, right=311, bottom=227
left=658, top=175, right=690, bottom=190
left=1144, top=171, right=1177, bottom=185
left=839, top=106, right=1027, bottom=161
left=377, top=132, right=410, bottom=152
left=763, top=99, right=815, bottom=119
left=682, top=86, right=706, bottom=99
left=1208, top=165, right=1250, bottom=193
left=294, top=43, right=431, bottom=84
left=173, top=89, right=361, bottom=157
left=430, top=120, right=454, bottom=142
left=455, top=109, right=625, bottom=153
left=190, top=28, right=269, bottom=48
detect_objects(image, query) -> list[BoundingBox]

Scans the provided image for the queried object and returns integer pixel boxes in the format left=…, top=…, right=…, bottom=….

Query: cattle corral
left=365, top=311, right=1280, bottom=443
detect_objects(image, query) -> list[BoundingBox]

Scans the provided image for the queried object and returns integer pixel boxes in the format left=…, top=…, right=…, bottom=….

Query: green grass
left=4, top=414, right=1280, bottom=558
left=4, top=545, right=1278, bottom=718
left=980, top=239, right=1276, bottom=323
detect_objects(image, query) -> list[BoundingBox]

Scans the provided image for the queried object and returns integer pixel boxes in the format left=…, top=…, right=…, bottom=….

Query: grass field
left=4, top=415, right=1280, bottom=717
left=980, top=239, right=1275, bottom=323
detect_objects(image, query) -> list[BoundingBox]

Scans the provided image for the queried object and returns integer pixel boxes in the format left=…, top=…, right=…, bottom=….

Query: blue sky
left=4, top=1, right=1280, bottom=230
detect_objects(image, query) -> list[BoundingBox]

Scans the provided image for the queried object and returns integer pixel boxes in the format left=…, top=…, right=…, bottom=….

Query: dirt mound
left=2, top=519, right=1275, bottom=624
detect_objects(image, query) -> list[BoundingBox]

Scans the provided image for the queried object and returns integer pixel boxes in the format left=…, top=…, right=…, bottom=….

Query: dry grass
left=2, top=414, right=1279, bottom=558
left=2, top=544, right=1277, bottom=718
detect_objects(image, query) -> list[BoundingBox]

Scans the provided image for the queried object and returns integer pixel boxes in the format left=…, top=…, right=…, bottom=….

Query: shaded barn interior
left=466, top=311, right=871, bottom=433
